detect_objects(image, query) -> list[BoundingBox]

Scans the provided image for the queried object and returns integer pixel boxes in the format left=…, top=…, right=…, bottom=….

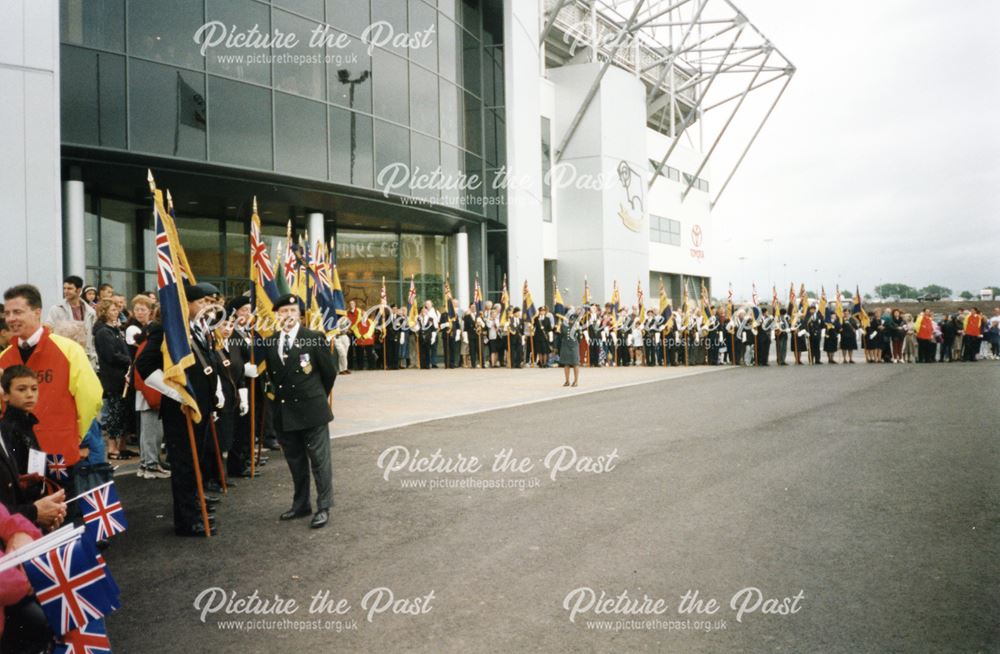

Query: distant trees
left=918, top=284, right=952, bottom=298
left=960, top=291, right=974, bottom=300
left=873, top=283, right=953, bottom=300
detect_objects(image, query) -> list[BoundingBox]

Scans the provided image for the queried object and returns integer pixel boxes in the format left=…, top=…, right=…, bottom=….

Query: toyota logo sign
left=691, top=224, right=703, bottom=247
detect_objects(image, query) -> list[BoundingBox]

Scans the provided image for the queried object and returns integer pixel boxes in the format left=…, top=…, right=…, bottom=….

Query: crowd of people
left=327, top=298, right=999, bottom=371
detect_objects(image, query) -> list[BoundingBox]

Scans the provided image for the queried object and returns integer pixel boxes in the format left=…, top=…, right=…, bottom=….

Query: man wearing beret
left=264, top=294, right=337, bottom=529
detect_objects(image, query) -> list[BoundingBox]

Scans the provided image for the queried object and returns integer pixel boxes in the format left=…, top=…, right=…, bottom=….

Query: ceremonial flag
left=282, top=222, right=297, bottom=288
left=726, top=284, right=735, bottom=320
left=834, top=285, right=845, bottom=323
left=799, top=283, right=809, bottom=317
left=407, top=276, right=418, bottom=328
left=750, top=283, right=761, bottom=325
left=522, top=280, right=537, bottom=322
left=443, top=277, right=456, bottom=324
left=149, top=171, right=201, bottom=423
left=772, top=285, right=781, bottom=317
left=582, top=276, right=591, bottom=305
left=818, top=286, right=828, bottom=319
left=473, top=274, right=484, bottom=313
left=552, top=278, right=566, bottom=318
left=55, top=617, right=112, bottom=654
left=274, top=249, right=291, bottom=295
left=700, top=280, right=711, bottom=323
left=22, top=536, right=117, bottom=636
left=851, top=286, right=870, bottom=328
left=249, top=198, right=278, bottom=350
left=610, top=280, right=621, bottom=326
left=328, top=239, right=347, bottom=317
left=499, top=274, right=510, bottom=326
left=636, top=280, right=645, bottom=320
left=164, top=191, right=196, bottom=285
left=658, top=278, right=670, bottom=315
left=680, top=282, right=689, bottom=318
left=79, top=482, right=127, bottom=543
left=47, top=454, right=70, bottom=483
left=788, top=283, right=797, bottom=319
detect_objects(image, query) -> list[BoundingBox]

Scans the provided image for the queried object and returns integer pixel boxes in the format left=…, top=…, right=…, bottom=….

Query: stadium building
left=2, top=0, right=791, bottom=312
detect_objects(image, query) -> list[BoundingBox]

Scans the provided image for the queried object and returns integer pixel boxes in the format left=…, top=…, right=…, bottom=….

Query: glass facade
left=59, top=0, right=506, bottom=218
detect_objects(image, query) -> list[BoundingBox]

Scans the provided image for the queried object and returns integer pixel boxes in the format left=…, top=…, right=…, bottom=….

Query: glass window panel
left=99, top=198, right=140, bottom=270
left=329, top=106, right=374, bottom=187
left=485, top=108, right=504, bottom=166
left=326, top=0, right=371, bottom=38
left=438, top=15, right=459, bottom=83
left=225, top=220, right=248, bottom=279
left=208, top=77, right=273, bottom=169
left=409, top=132, right=440, bottom=202
left=439, top=78, right=462, bottom=146
left=60, top=0, right=124, bottom=51
left=409, top=64, right=438, bottom=136
left=400, top=234, right=448, bottom=283
left=206, top=0, right=271, bottom=85
left=461, top=22, right=480, bottom=96
left=99, top=271, right=141, bottom=301
left=128, top=0, right=204, bottom=70
left=272, top=9, right=326, bottom=99
left=482, top=44, right=503, bottom=106
left=372, top=49, right=408, bottom=125
left=463, top=91, right=481, bottom=155
left=328, top=31, right=372, bottom=112
left=335, top=231, right=399, bottom=285
left=438, top=0, right=457, bottom=19
left=60, top=48, right=126, bottom=148
left=439, top=143, right=461, bottom=206
left=129, top=59, right=206, bottom=159
left=175, top=218, right=223, bottom=277
left=275, top=92, right=328, bottom=179
left=408, top=0, right=437, bottom=70
left=273, top=0, right=324, bottom=20
left=370, top=0, right=408, bottom=56
left=460, top=0, right=480, bottom=36
left=482, top=0, right=503, bottom=46
left=84, top=196, right=99, bottom=268
left=373, top=120, right=409, bottom=188
left=541, top=117, right=551, bottom=222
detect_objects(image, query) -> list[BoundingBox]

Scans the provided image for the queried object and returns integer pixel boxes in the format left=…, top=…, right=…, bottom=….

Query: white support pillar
left=307, top=212, right=324, bottom=248
left=62, top=179, right=86, bottom=278
left=455, top=229, right=470, bottom=309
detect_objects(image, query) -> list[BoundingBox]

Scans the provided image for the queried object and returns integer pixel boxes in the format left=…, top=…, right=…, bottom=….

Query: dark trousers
left=776, top=334, right=788, bottom=364
left=279, top=423, right=333, bottom=513
left=962, top=335, right=981, bottom=361
left=467, top=334, right=480, bottom=367
left=206, top=410, right=234, bottom=483
left=810, top=335, right=823, bottom=363
left=227, top=410, right=252, bottom=475
left=757, top=336, right=771, bottom=365
left=2, top=597, right=51, bottom=654
left=510, top=339, right=523, bottom=368
left=162, top=401, right=211, bottom=529
left=940, top=338, right=954, bottom=361
left=916, top=338, right=935, bottom=363
left=419, top=337, right=432, bottom=368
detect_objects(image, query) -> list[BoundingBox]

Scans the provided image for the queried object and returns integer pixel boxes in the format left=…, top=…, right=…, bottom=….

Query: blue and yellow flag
left=443, top=277, right=457, bottom=325
left=522, top=280, right=537, bottom=322
left=552, top=276, right=566, bottom=318
left=499, top=274, right=510, bottom=326
left=473, top=274, right=484, bottom=313
left=148, top=171, right=201, bottom=423
left=851, top=285, right=870, bottom=328
left=328, top=239, right=347, bottom=317
left=834, top=285, right=845, bottom=323
left=659, top=278, right=671, bottom=315
left=249, top=198, right=279, bottom=365
left=818, top=286, right=828, bottom=320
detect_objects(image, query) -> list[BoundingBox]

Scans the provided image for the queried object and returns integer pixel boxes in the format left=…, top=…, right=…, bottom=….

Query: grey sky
left=709, top=0, right=1000, bottom=300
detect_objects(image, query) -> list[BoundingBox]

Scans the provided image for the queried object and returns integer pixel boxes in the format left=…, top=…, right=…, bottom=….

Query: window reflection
left=206, top=0, right=271, bottom=86
left=129, top=60, right=207, bottom=159
left=128, top=0, right=204, bottom=70
left=373, top=49, right=409, bottom=126
left=275, top=92, right=328, bottom=179
left=61, top=0, right=124, bottom=52
left=328, top=33, right=372, bottom=113
left=208, top=77, right=273, bottom=170
left=374, top=120, right=410, bottom=184
left=273, top=9, right=326, bottom=100
left=330, top=106, right=374, bottom=187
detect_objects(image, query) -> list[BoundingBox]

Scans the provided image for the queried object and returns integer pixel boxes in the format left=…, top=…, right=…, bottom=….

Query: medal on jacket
left=300, top=352, right=312, bottom=374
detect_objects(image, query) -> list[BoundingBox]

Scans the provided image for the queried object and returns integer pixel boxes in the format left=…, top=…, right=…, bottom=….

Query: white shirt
left=279, top=324, right=300, bottom=361
left=20, top=326, right=44, bottom=348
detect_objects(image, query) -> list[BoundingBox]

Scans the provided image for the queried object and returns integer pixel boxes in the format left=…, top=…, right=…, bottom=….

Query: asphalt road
left=104, top=362, right=1000, bottom=653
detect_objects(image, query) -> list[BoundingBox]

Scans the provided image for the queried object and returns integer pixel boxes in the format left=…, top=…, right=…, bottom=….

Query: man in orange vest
left=962, top=307, right=983, bottom=361
left=0, top=284, right=103, bottom=499
left=913, top=308, right=936, bottom=363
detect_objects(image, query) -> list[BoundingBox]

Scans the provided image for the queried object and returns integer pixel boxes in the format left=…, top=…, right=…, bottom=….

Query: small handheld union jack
left=79, top=482, right=128, bottom=542
left=22, top=536, right=117, bottom=636
left=47, top=454, right=70, bottom=483
left=55, top=617, right=112, bottom=654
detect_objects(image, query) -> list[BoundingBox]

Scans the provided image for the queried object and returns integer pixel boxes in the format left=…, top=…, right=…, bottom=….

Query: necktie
left=280, top=334, right=289, bottom=362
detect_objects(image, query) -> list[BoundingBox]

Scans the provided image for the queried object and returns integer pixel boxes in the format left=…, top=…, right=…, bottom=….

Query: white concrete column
left=455, top=229, right=470, bottom=309
left=307, top=212, right=324, bottom=248
left=62, top=179, right=85, bottom=278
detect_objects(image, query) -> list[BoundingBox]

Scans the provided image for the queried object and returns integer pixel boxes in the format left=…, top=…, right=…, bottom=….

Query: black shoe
left=280, top=508, right=312, bottom=521
left=310, top=509, right=329, bottom=529
left=175, top=523, right=217, bottom=537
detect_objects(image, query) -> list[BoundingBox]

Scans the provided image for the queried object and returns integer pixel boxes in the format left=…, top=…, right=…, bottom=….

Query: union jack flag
left=55, top=617, right=112, bottom=654
left=22, top=537, right=116, bottom=636
left=47, top=453, right=70, bottom=482
left=250, top=215, right=275, bottom=283
left=80, top=482, right=128, bottom=542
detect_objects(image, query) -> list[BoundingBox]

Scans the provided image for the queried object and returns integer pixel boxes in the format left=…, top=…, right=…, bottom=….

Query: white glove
left=238, top=388, right=249, bottom=416
left=431, top=333, right=437, bottom=345
left=243, top=363, right=259, bottom=378
left=215, top=377, right=225, bottom=409
left=143, top=369, right=183, bottom=403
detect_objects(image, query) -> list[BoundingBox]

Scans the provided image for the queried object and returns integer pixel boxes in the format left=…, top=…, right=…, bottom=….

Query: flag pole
left=184, top=409, right=212, bottom=538
left=208, top=416, right=227, bottom=493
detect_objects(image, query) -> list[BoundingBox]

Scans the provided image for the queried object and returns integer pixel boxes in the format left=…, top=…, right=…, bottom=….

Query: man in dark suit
left=264, top=294, right=336, bottom=529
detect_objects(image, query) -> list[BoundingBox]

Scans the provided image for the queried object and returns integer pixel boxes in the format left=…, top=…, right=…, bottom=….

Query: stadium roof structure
left=541, top=0, right=795, bottom=208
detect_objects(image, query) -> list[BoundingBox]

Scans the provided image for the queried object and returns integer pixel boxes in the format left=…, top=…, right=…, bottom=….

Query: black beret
left=273, top=293, right=303, bottom=312
left=185, top=283, right=208, bottom=301
left=226, top=295, right=251, bottom=314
